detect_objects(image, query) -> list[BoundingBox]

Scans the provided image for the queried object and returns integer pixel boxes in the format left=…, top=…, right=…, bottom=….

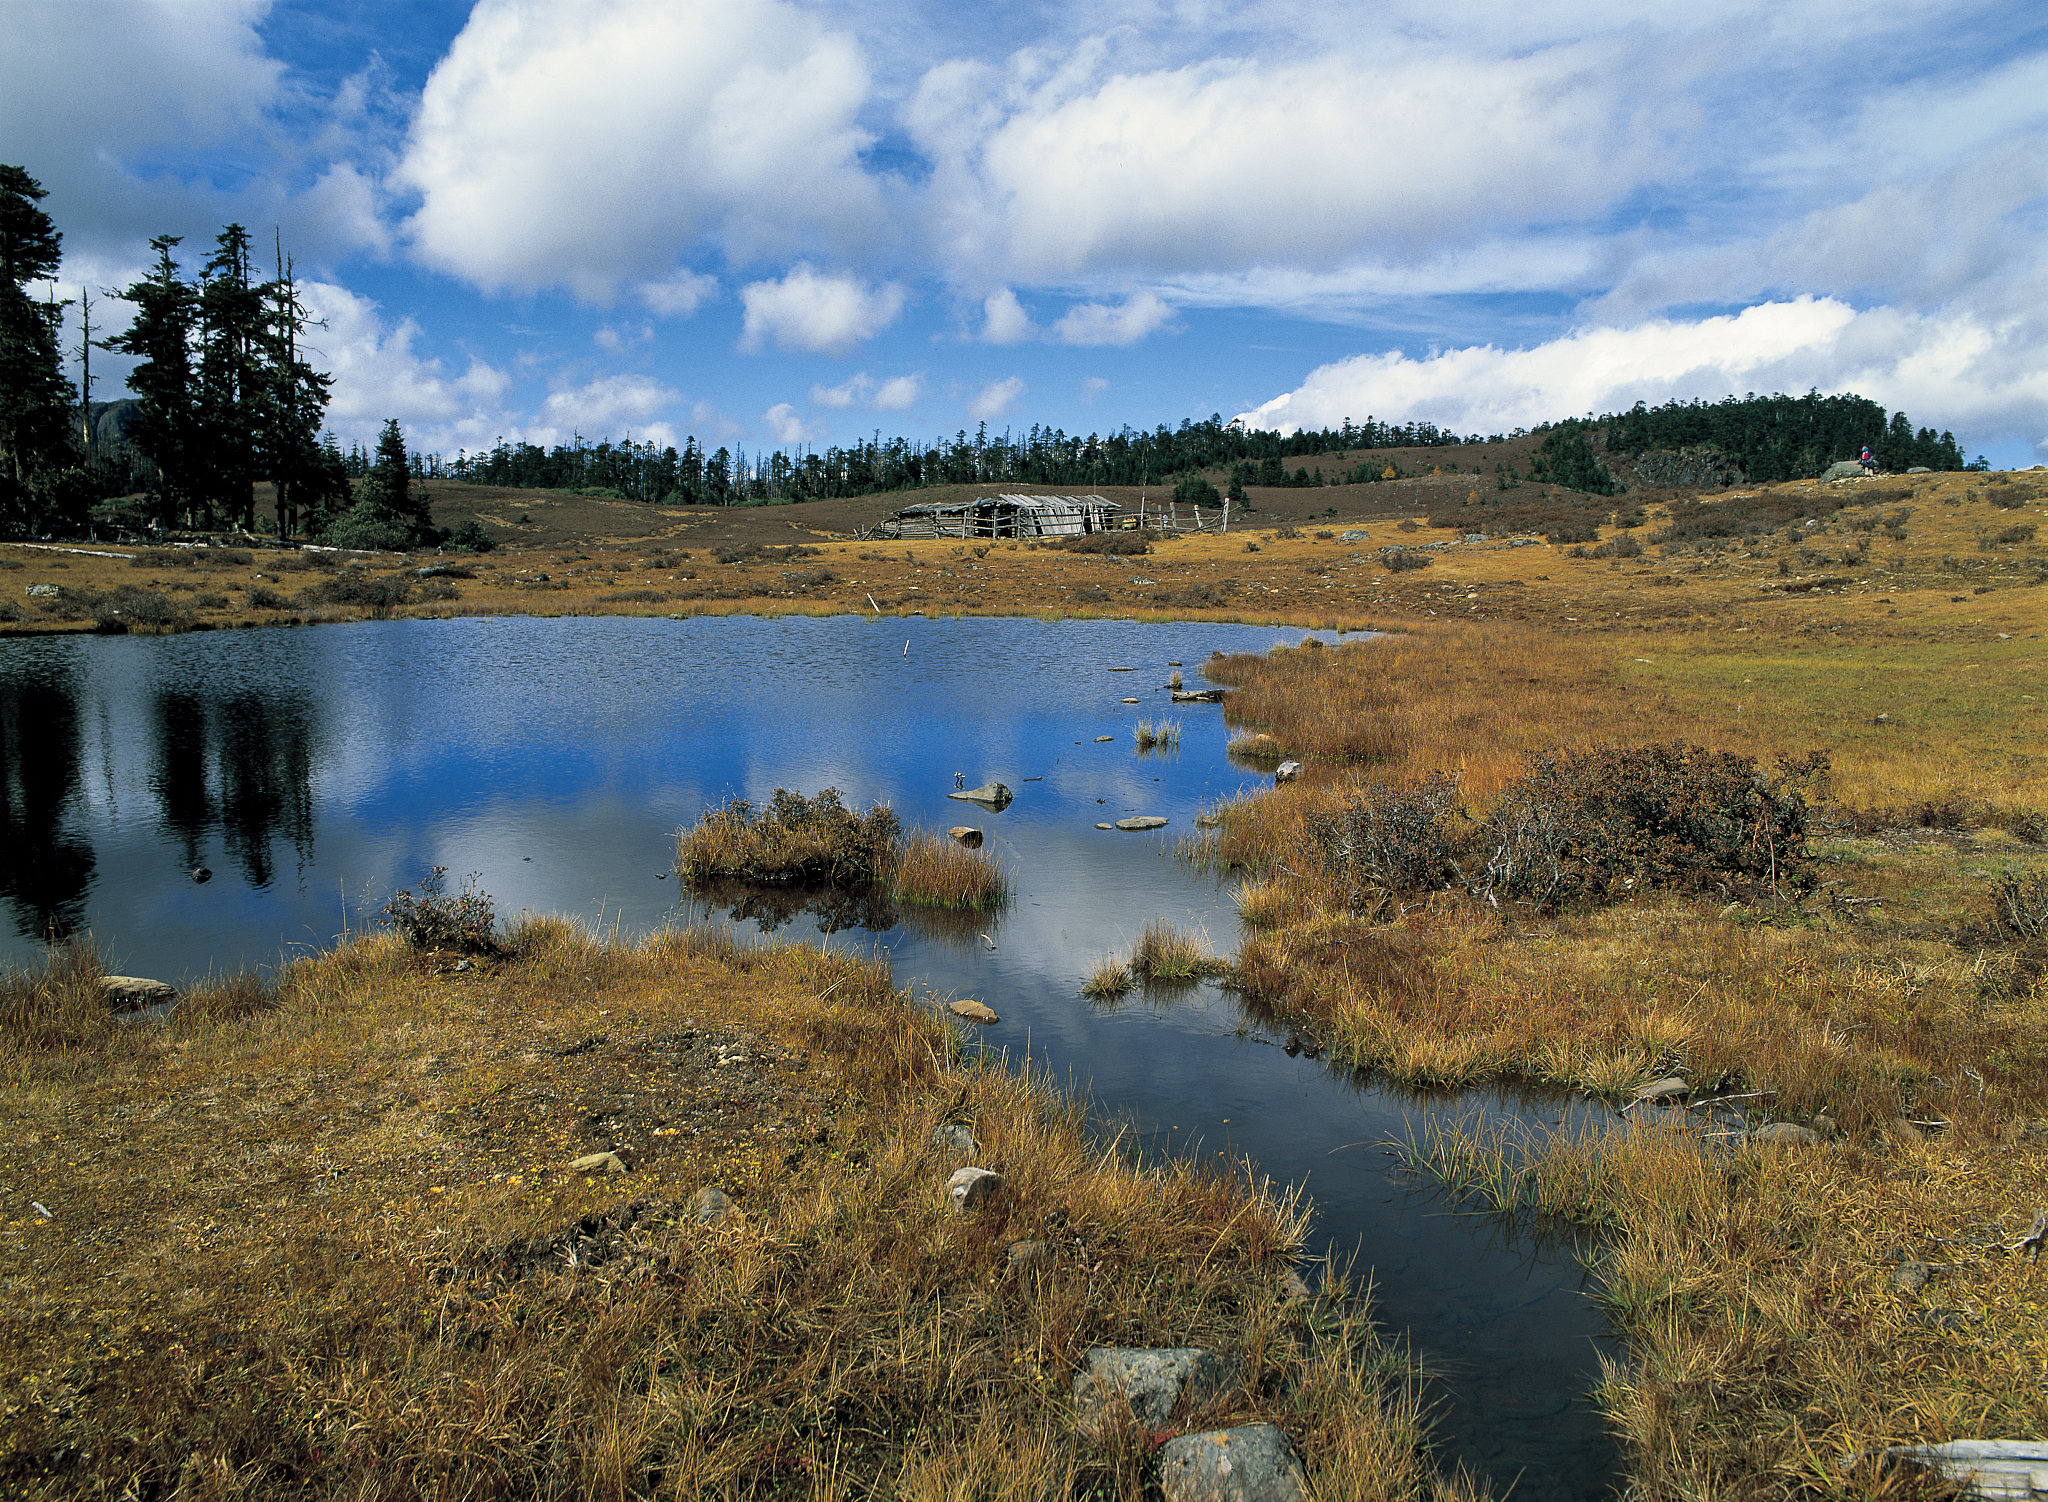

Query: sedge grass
left=891, top=830, right=1011, bottom=910
left=1080, top=952, right=1135, bottom=1000
left=1133, top=718, right=1183, bottom=751
left=1131, top=919, right=1228, bottom=983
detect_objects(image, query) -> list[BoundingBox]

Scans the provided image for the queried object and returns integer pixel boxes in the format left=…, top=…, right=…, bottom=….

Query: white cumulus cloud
left=739, top=264, right=907, bottom=354
left=813, top=371, right=925, bottom=410
left=762, top=402, right=820, bottom=445
left=1237, top=297, right=2048, bottom=454
left=397, top=0, right=884, bottom=300
left=638, top=270, right=719, bottom=318
left=299, top=281, right=513, bottom=452
left=532, top=374, right=684, bottom=451
left=1052, top=292, right=1177, bottom=348
left=967, top=376, right=1026, bottom=421
left=981, top=288, right=1033, bottom=343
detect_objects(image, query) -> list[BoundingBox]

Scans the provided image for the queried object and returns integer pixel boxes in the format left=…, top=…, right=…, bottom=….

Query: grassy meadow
left=3, top=462, right=2045, bottom=1498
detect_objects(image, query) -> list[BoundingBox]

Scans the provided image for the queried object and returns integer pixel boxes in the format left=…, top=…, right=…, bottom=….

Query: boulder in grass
left=1073, top=1348, right=1242, bottom=1437
left=1273, top=760, right=1302, bottom=784
left=1159, top=1425, right=1308, bottom=1502
left=946, top=1166, right=1002, bottom=1211
left=1822, top=460, right=1869, bottom=482
left=568, top=1151, right=628, bottom=1175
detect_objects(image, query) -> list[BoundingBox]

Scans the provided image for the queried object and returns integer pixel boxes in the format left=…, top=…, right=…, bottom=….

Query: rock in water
left=1159, top=1425, right=1308, bottom=1502
left=949, top=782, right=1013, bottom=810
left=947, top=826, right=984, bottom=848
left=1633, top=1076, right=1688, bottom=1105
left=946, top=1166, right=1002, bottom=1211
left=948, top=999, right=999, bottom=1024
left=99, top=977, right=177, bottom=1012
left=1115, top=816, right=1168, bottom=831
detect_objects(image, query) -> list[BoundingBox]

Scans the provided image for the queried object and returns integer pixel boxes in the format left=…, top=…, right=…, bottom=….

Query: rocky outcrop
left=1619, top=446, right=1747, bottom=490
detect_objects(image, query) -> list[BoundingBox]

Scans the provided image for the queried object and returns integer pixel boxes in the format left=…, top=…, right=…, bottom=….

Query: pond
left=0, top=613, right=1618, bottom=1497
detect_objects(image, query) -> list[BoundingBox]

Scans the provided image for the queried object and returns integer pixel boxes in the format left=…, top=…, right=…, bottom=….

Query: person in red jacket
left=1859, top=444, right=1877, bottom=475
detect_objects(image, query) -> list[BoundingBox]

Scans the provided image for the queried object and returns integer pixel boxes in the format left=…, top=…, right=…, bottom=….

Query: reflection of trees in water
left=682, top=878, right=996, bottom=952
left=150, top=687, right=318, bottom=890
left=0, top=669, right=96, bottom=942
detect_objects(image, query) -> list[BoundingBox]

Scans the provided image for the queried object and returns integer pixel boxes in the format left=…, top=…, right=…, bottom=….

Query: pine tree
left=108, top=236, right=201, bottom=529
left=197, top=224, right=268, bottom=530
left=0, top=165, right=79, bottom=536
left=324, top=419, right=438, bottom=549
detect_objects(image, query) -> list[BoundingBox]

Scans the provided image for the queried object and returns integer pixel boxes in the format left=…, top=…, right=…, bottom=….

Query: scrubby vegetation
left=675, top=787, right=1008, bottom=910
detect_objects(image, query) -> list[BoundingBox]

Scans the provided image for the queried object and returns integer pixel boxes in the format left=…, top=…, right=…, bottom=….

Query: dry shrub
left=382, top=865, right=500, bottom=954
left=676, top=787, right=900, bottom=887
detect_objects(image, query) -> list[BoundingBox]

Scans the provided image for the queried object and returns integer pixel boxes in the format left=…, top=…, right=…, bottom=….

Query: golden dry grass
left=0, top=922, right=1478, bottom=1501
left=891, top=831, right=1011, bottom=910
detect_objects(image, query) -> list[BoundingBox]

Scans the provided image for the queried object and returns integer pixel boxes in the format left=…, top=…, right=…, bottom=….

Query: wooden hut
left=885, top=494, right=1121, bottom=540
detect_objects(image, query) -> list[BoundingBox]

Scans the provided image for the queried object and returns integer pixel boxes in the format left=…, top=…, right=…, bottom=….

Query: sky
left=7, top=0, right=2047, bottom=470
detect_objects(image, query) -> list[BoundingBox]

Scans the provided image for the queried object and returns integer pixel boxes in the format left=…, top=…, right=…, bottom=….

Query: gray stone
left=1094, top=735, right=1116, bottom=742
left=948, top=998, right=999, bottom=1024
left=1906, top=466, right=1933, bottom=475
left=1115, top=816, right=1168, bottom=831
left=1171, top=688, right=1225, bottom=703
left=1159, top=1425, right=1308, bottom=1502
left=1339, top=530, right=1369, bottom=542
left=1095, top=822, right=1113, bottom=830
left=24, top=583, right=58, bottom=598
left=1273, top=760, right=1302, bottom=784
left=568, top=1150, right=628, bottom=1175
left=946, top=1166, right=1002, bottom=1211
left=947, top=826, right=984, bottom=848
left=1754, top=1121, right=1824, bottom=1146
left=1822, top=460, right=1869, bottom=482
left=1894, top=1260, right=1933, bottom=1294
left=931, top=1123, right=976, bottom=1155
left=1073, top=1348, right=1242, bottom=1436
left=949, top=782, right=1013, bottom=810
left=691, top=1186, right=734, bottom=1225
left=1633, top=1076, right=1689, bottom=1105
left=98, top=976, right=177, bottom=1012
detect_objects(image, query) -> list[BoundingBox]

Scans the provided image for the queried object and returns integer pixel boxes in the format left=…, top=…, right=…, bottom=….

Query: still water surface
left=0, top=614, right=1617, bottom=1496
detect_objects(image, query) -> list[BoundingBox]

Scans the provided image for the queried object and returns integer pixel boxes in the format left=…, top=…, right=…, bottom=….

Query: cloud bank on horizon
left=4, top=0, right=2045, bottom=464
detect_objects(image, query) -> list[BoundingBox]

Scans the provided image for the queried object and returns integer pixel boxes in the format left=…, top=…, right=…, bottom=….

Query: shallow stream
left=0, top=613, right=1618, bottom=1497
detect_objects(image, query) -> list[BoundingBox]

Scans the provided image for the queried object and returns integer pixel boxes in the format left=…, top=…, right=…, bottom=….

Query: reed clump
left=1133, top=717, right=1182, bottom=750
left=1081, top=951, right=1135, bottom=999
left=1131, top=920, right=1228, bottom=983
left=891, top=829, right=1011, bottom=910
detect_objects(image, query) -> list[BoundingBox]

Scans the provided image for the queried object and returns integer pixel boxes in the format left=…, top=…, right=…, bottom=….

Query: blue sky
left=9, top=0, right=2047, bottom=469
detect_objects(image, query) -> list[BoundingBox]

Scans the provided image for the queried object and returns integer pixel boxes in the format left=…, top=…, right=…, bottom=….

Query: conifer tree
left=0, top=165, right=79, bottom=535
left=108, top=236, right=201, bottom=529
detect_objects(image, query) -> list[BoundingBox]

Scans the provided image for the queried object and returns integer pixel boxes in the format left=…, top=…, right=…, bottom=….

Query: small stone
left=949, top=782, right=1013, bottom=809
left=947, top=826, right=984, bottom=848
left=24, top=583, right=58, bottom=598
left=98, top=976, right=177, bottom=1012
left=1159, top=1425, right=1308, bottom=1502
left=1121, top=697, right=1140, bottom=703
left=567, top=1151, right=628, bottom=1174
left=1115, top=816, right=1168, bottom=831
left=1095, top=822, right=1113, bottom=830
left=1894, top=1260, right=1933, bottom=1294
left=931, top=1123, right=975, bottom=1154
left=949, top=999, right=999, bottom=1024
left=1633, top=1077, right=1689, bottom=1105
left=946, top=1166, right=1002, bottom=1211
left=690, top=1186, right=734, bottom=1225
left=191, top=867, right=212, bottom=883
left=1754, top=1122, right=1824, bottom=1147
left=1094, top=735, right=1115, bottom=742
left=1273, top=760, right=1302, bottom=784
